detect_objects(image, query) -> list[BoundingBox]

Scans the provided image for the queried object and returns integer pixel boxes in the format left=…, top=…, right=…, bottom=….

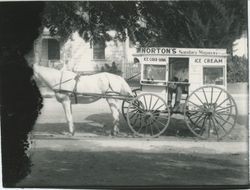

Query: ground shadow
left=237, top=115, right=248, bottom=126
left=33, top=113, right=195, bottom=138
left=33, top=112, right=247, bottom=141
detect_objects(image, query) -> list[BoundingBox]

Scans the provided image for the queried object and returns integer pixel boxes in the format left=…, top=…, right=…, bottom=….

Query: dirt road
left=16, top=97, right=249, bottom=188
left=17, top=137, right=248, bottom=188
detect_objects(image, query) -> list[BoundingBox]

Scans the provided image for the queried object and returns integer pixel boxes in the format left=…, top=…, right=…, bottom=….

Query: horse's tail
left=106, top=73, right=133, bottom=96
left=120, top=76, right=133, bottom=96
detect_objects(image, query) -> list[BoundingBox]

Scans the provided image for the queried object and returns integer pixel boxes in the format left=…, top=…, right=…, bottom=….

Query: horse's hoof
left=62, top=131, right=75, bottom=136
left=110, top=131, right=119, bottom=136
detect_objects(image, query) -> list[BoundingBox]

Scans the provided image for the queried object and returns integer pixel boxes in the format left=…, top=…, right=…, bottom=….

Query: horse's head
left=33, top=65, right=39, bottom=79
left=33, top=64, right=77, bottom=91
left=33, top=64, right=62, bottom=90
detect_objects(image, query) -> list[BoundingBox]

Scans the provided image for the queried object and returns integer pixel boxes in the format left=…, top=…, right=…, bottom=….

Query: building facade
left=32, top=28, right=139, bottom=78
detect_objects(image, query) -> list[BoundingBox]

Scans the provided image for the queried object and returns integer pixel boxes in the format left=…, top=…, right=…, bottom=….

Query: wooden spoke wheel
left=184, top=85, right=238, bottom=141
left=122, top=88, right=141, bottom=120
left=126, top=93, right=171, bottom=137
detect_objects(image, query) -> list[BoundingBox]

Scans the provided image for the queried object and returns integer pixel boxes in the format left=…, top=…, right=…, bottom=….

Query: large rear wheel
left=184, top=85, right=238, bottom=140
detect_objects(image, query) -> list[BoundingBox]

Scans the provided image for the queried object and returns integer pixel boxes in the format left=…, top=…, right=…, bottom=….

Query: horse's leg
left=55, top=93, right=75, bottom=135
left=62, top=99, right=75, bottom=135
left=106, top=98, right=120, bottom=136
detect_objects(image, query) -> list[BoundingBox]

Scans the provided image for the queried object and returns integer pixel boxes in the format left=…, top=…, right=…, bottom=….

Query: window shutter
left=93, top=40, right=105, bottom=60
left=48, top=39, right=60, bottom=60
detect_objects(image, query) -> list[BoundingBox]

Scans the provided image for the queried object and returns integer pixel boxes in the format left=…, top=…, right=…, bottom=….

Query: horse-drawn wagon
left=34, top=47, right=237, bottom=141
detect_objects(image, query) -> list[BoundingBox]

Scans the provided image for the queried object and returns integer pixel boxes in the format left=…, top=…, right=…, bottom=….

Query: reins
left=55, top=71, right=81, bottom=104
left=53, top=78, right=75, bottom=89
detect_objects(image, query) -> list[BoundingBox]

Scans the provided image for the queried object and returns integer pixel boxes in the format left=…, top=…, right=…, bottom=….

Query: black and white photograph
left=0, top=0, right=249, bottom=188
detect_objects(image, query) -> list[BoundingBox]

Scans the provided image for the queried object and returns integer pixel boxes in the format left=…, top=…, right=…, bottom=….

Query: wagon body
left=122, top=47, right=237, bottom=140
left=134, top=47, right=228, bottom=102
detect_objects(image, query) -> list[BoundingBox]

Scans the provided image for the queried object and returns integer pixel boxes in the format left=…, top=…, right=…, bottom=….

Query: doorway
left=169, top=57, right=189, bottom=82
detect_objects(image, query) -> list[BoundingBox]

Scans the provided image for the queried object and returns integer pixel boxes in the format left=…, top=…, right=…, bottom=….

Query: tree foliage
left=227, top=56, right=248, bottom=82
left=43, top=0, right=247, bottom=49
left=174, top=0, right=247, bottom=51
left=43, top=1, right=140, bottom=42
left=0, top=2, right=44, bottom=186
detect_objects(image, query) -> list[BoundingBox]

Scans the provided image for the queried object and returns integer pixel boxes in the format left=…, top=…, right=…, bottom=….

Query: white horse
left=33, top=65, right=132, bottom=136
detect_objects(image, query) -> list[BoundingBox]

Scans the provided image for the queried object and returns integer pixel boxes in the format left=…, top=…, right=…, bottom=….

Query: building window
left=93, top=40, right=105, bottom=60
left=48, top=39, right=60, bottom=60
left=203, top=67, right=224, bottom=85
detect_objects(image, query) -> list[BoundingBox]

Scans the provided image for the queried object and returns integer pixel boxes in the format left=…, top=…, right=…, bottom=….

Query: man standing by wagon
left=168, top=67, right=189, bottom=112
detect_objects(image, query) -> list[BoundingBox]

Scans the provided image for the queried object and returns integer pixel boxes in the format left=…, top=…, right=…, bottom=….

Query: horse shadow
left=33, top=113, right=131, bottom=137
left=33, top=113, right=194, bottom=138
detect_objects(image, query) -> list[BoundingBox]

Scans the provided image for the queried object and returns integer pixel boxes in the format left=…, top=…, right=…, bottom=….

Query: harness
left=48, top=70, right=126, bottom=103
left=72, top=74, right=81, bottom=104
left=56, top=71, right=81, bottom=104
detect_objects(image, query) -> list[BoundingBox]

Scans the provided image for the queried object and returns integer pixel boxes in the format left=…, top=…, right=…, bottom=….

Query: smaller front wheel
left=121, top=88, right=141, bottom=119
left=126, top=93, right=171, bottom=137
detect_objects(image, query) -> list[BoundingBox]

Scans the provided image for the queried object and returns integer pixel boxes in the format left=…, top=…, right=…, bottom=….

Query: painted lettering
left=151, top=48, right=156, bottom=54
left=149, top=57, right=157, bottom=61
left=159, top=58, right=166, bottom=62
left=141, top=48, right=146, bottom=53
left=138, top=48, right=226, bottom=56
left=139, top=47, right=177, bottom=54
left=204, top=58, right=223, bottom=63
left=195, top=58, right=201, bottom=63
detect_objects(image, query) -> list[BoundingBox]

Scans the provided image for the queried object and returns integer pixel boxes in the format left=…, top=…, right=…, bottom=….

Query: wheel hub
left=145, top=112, right=154, bottom=120
left=206, top=108, right=214, bottom=116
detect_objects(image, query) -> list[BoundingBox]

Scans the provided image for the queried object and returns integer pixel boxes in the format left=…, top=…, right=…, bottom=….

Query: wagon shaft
left=55, top=89, right=134, bottom=101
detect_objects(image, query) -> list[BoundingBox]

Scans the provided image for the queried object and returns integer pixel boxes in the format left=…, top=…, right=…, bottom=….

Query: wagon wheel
left=122, top=88, right=141, bottom=120
left=184, top=85, right=238, bottom=141
left=126, top=93, right=171, bottom=137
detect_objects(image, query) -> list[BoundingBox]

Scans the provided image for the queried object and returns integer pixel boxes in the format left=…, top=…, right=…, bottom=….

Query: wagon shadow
left=163, top=117, right=194, bottom=138
left=86, top=113, right=195, bottom=138
left=33, top=113, right=195, bottom=138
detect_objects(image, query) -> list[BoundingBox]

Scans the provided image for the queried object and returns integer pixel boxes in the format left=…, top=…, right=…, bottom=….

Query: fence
left=123, top=62, right=141, bottom=88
